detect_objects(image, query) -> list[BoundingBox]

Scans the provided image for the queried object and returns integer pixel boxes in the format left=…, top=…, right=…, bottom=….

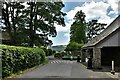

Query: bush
left=53, top=50, right=56, bottom=54
left=65, top=42, right=84, bottom=51
left=54, top=52, right=64, bottom=59
left=48, top=49, right=53, bottom=56
left=41, top=48, right=49, bottom=56
left=41, top=48, right=54, bottom=56
left=0, top=45, right=45, bottom=78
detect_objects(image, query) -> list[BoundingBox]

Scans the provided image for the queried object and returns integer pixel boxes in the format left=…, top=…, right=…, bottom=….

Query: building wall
left=119, top=29, right=120, bottom=46
left=96, top=29, right=120, bottom=48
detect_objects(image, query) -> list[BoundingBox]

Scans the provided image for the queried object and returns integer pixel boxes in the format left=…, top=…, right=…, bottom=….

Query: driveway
left=13, top=56, right=117, bottom=80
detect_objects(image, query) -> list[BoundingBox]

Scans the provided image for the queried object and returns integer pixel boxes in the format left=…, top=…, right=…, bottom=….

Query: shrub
left=0, top=45, right=45, bottom=78
left=48, top=49, right=53, bottom=56
left=41, top=48, right=54, bottom=56
left=54, top=52, right=64, bottom=59
left=41, top=48, right=49, bottom=56
left=53, top=50, right=56, bottom=54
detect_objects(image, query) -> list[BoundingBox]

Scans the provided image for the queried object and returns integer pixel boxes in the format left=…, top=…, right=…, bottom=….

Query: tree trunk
left=29, top=2, right=34, bottom=47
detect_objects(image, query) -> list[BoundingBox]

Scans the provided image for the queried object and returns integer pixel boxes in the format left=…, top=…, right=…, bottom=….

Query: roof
left=83, top=15, right=120, bottom=48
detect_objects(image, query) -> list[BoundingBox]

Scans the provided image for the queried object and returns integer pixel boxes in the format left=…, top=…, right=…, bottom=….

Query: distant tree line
left=1, top=1, right=66, bottom=47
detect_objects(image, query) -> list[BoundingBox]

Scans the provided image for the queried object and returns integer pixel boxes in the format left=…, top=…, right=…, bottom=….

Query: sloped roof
left=83, top=15, right=120, bottom=48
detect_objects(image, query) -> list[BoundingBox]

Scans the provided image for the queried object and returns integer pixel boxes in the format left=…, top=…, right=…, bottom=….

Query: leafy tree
left=17, top=1, right=66, bottom=47
left=1, top=2, right=25, bottom=45
left=70, top=10, right=87, bottom=44
left=1, top=1, right=66, bottom=47
left=65, top=42, right=84, bottom=51
left=86, top=20, right=107, bottom=41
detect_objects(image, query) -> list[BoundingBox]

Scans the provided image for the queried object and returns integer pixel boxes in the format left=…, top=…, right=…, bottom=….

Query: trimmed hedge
left=0, top=45, right=46, bottom=78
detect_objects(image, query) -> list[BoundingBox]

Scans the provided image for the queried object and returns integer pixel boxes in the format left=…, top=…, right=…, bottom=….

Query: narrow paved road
left=14, top=56, right=116, bottom=79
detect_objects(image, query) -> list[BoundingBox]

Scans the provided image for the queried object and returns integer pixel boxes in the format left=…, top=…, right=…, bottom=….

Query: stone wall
left=92, top=48, right=101, bottom=69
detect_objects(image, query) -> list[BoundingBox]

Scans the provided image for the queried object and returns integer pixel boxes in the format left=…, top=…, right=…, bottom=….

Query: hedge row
left=0, top=45, right=46, bottom=78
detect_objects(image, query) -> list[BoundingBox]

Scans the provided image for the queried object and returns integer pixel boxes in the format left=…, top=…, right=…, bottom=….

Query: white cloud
left=55, top=23, right=70, bottom=32
left=50, top=1, right=119, bottom=46
left=107, top=0, right=119, bottom=13
left=66, top=1, right=117, bottom=26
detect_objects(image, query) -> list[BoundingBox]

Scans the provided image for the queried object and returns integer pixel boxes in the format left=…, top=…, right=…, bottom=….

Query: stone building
left=81, top=15, right=120, bottom=69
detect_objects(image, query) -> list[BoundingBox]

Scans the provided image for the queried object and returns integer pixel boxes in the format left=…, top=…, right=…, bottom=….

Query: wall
left=96, top=28, right=120, bottom=48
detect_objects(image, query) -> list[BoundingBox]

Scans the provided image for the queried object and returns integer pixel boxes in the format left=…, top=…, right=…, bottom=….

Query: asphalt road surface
left=13, top=56, right=117, bottom=80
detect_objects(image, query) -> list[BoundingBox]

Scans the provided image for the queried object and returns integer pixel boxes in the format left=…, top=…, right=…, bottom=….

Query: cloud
left=55, top=22, right=71, bottom=32
left=50, top=1, right=119, bottom=46
left=49, top=32, right=70, bottom=46
left=55, top=0, right=119, bottom=36
left=66, top=1, right=118, bottom=26
left=107, top=0, right=119, bottom=13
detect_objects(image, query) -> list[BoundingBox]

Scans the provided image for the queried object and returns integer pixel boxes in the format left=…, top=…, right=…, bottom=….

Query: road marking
left=49, top=60, right=76, bottom=64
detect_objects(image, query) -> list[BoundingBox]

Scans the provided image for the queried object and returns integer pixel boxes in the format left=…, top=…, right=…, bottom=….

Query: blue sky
left=49, top=0, right=119, bottom=46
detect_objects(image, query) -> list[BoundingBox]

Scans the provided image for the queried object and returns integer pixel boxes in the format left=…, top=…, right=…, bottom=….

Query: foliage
left=1, top=1, right=66, bottom=47
left=41, top=47, right=50, bottom=56
left=54, top=52, right=65, bottom=59
left=48, top=49, right=53, bottom=56
left=70, top=10, right=87, bottom=44
left=41, top=48, right=54, bottom=56
left=53, top=50, right=56, bottom=54
left=0, top=44, right=45, bottom=78
left=65, top=42, right=84, bottom=51
left=1, top=2, right=25, bottom=45
left=86, top=20, right=107, bottom=41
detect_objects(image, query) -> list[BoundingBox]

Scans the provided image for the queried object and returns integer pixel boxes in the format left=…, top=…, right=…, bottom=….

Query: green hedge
left=0, top=45, right=45, bottom=78
left=54, top=52, right=64, bottom=59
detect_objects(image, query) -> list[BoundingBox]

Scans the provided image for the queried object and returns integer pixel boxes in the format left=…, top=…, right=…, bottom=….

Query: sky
left=49, top=0, right=119, bottom=46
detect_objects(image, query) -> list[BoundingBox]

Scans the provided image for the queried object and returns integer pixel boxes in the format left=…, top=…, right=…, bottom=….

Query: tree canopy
left=1, top=1, right=66, bottom=47
left=70, top=10, right=87, bottom=44
left=65, top=10, right=87, bottom=51
left=86, top=20, right=107, bottom=41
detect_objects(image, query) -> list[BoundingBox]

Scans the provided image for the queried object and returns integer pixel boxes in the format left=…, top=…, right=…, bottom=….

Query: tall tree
left=1, top=1, right=66, bottom=47
left=1, top=1, right=25, bottom=45
left=86, top=20, right=107, bottom=41
left=22, top=1, right=66, bottom=47
left=70, top=10, right=87, bottom=44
